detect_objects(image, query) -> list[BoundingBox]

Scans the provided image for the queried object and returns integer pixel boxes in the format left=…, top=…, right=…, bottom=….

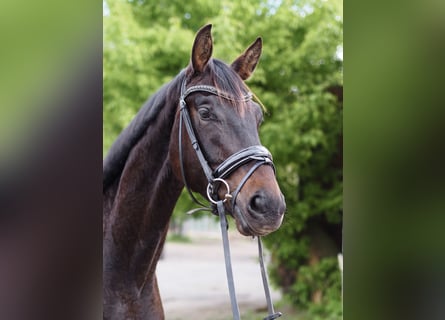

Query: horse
left=103, top=24, right=286, bottom=320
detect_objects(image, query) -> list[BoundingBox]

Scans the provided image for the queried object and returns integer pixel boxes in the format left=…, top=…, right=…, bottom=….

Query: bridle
left=178, top=77, right=282, bottom=320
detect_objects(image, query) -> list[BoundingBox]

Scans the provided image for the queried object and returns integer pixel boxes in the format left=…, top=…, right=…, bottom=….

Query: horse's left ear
left=191, top=24, right=213, bottom=73
left=231, top=37, right=262, bottom=80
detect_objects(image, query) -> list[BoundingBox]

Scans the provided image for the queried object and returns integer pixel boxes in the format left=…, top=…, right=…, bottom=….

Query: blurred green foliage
left=104, top=0, right=342, bottom=317
left=0, top=0, right=99, bottom=164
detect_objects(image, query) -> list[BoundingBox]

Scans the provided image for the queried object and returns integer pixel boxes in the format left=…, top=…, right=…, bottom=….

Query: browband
left=181, top=83, right=252, bottom=103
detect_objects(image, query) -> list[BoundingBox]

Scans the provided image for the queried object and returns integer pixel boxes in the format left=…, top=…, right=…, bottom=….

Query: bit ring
left=206, top=178, right=232, bottom=204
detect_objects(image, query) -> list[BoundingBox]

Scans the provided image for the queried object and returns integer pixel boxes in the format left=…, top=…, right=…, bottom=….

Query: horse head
left=170, top=24, right=285, bottom=237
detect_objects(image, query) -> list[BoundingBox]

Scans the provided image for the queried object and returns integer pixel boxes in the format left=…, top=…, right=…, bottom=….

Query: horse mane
left=208, top=59, right=249, bottom=109
left=103, top=59, right=247, bottom=192
left=103, top=71, right=185, bottom=192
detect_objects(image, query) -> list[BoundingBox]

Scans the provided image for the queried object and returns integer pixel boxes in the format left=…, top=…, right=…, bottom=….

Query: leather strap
left=217, top=200, right=241, bottom=320
left=179, top=99, right=214, bottom=182
left=231, top=160, right=272, bottom=209
left=213, top=145, right=274, bottom=180
left=258, top=237, right=282, bottom=320
left=179, top=101, right=211, bottom=209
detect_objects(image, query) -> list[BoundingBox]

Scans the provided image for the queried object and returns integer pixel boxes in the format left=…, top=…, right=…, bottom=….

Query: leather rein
left=178, top=78, right=282, bottom=320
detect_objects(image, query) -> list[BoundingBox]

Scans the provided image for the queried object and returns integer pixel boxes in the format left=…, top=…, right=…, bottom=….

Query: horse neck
left=104, top=79, right=184, bottom=292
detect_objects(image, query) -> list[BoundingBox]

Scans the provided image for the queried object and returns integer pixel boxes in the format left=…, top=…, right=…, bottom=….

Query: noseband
left=178, top=78, right=282, bottom=320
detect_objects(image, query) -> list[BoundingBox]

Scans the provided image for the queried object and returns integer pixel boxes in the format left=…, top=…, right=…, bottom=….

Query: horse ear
left=191, top=24, right=213, bottom=73
left=231, top=37, right=262, bottom=80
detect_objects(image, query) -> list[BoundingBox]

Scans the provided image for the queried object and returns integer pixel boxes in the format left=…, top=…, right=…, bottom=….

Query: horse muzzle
left=233, top=190, right=285, bottom=236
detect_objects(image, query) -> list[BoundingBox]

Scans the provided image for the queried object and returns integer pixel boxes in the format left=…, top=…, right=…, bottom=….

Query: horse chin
left=232, top=205, right=274, bottom=237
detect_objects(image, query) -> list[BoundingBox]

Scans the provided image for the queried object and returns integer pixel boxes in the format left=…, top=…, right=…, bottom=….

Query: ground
left=157, top=230, right=284, bottom=320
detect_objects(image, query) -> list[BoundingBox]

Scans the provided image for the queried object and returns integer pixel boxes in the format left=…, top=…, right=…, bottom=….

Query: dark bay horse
left=103, top=24, right=286, bottom=319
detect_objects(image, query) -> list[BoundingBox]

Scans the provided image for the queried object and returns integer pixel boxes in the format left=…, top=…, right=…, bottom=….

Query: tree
left=103, top=0, right=343, bottom=317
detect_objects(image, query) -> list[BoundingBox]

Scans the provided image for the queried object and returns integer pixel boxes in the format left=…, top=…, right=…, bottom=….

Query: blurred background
left=103, top=0, right=343, bottom=319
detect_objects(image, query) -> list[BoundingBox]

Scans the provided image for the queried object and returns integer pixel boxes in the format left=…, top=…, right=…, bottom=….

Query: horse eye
left=198, top=108, right=211, bottom=120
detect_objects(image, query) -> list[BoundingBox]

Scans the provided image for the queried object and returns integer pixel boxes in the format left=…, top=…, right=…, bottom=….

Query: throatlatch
left=179, top=78, right=282, bottom=320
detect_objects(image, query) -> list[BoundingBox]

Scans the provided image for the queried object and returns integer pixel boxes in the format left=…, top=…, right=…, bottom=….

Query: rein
left=178, top=78, right=282, bottom=320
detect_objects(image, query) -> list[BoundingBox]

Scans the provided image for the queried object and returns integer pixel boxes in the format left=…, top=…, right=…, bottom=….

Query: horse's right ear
left=191, top=24, right=213, bottom=74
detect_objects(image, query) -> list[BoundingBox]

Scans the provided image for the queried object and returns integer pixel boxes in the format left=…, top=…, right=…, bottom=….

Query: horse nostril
left=249, top=193, right=268, bottom=215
